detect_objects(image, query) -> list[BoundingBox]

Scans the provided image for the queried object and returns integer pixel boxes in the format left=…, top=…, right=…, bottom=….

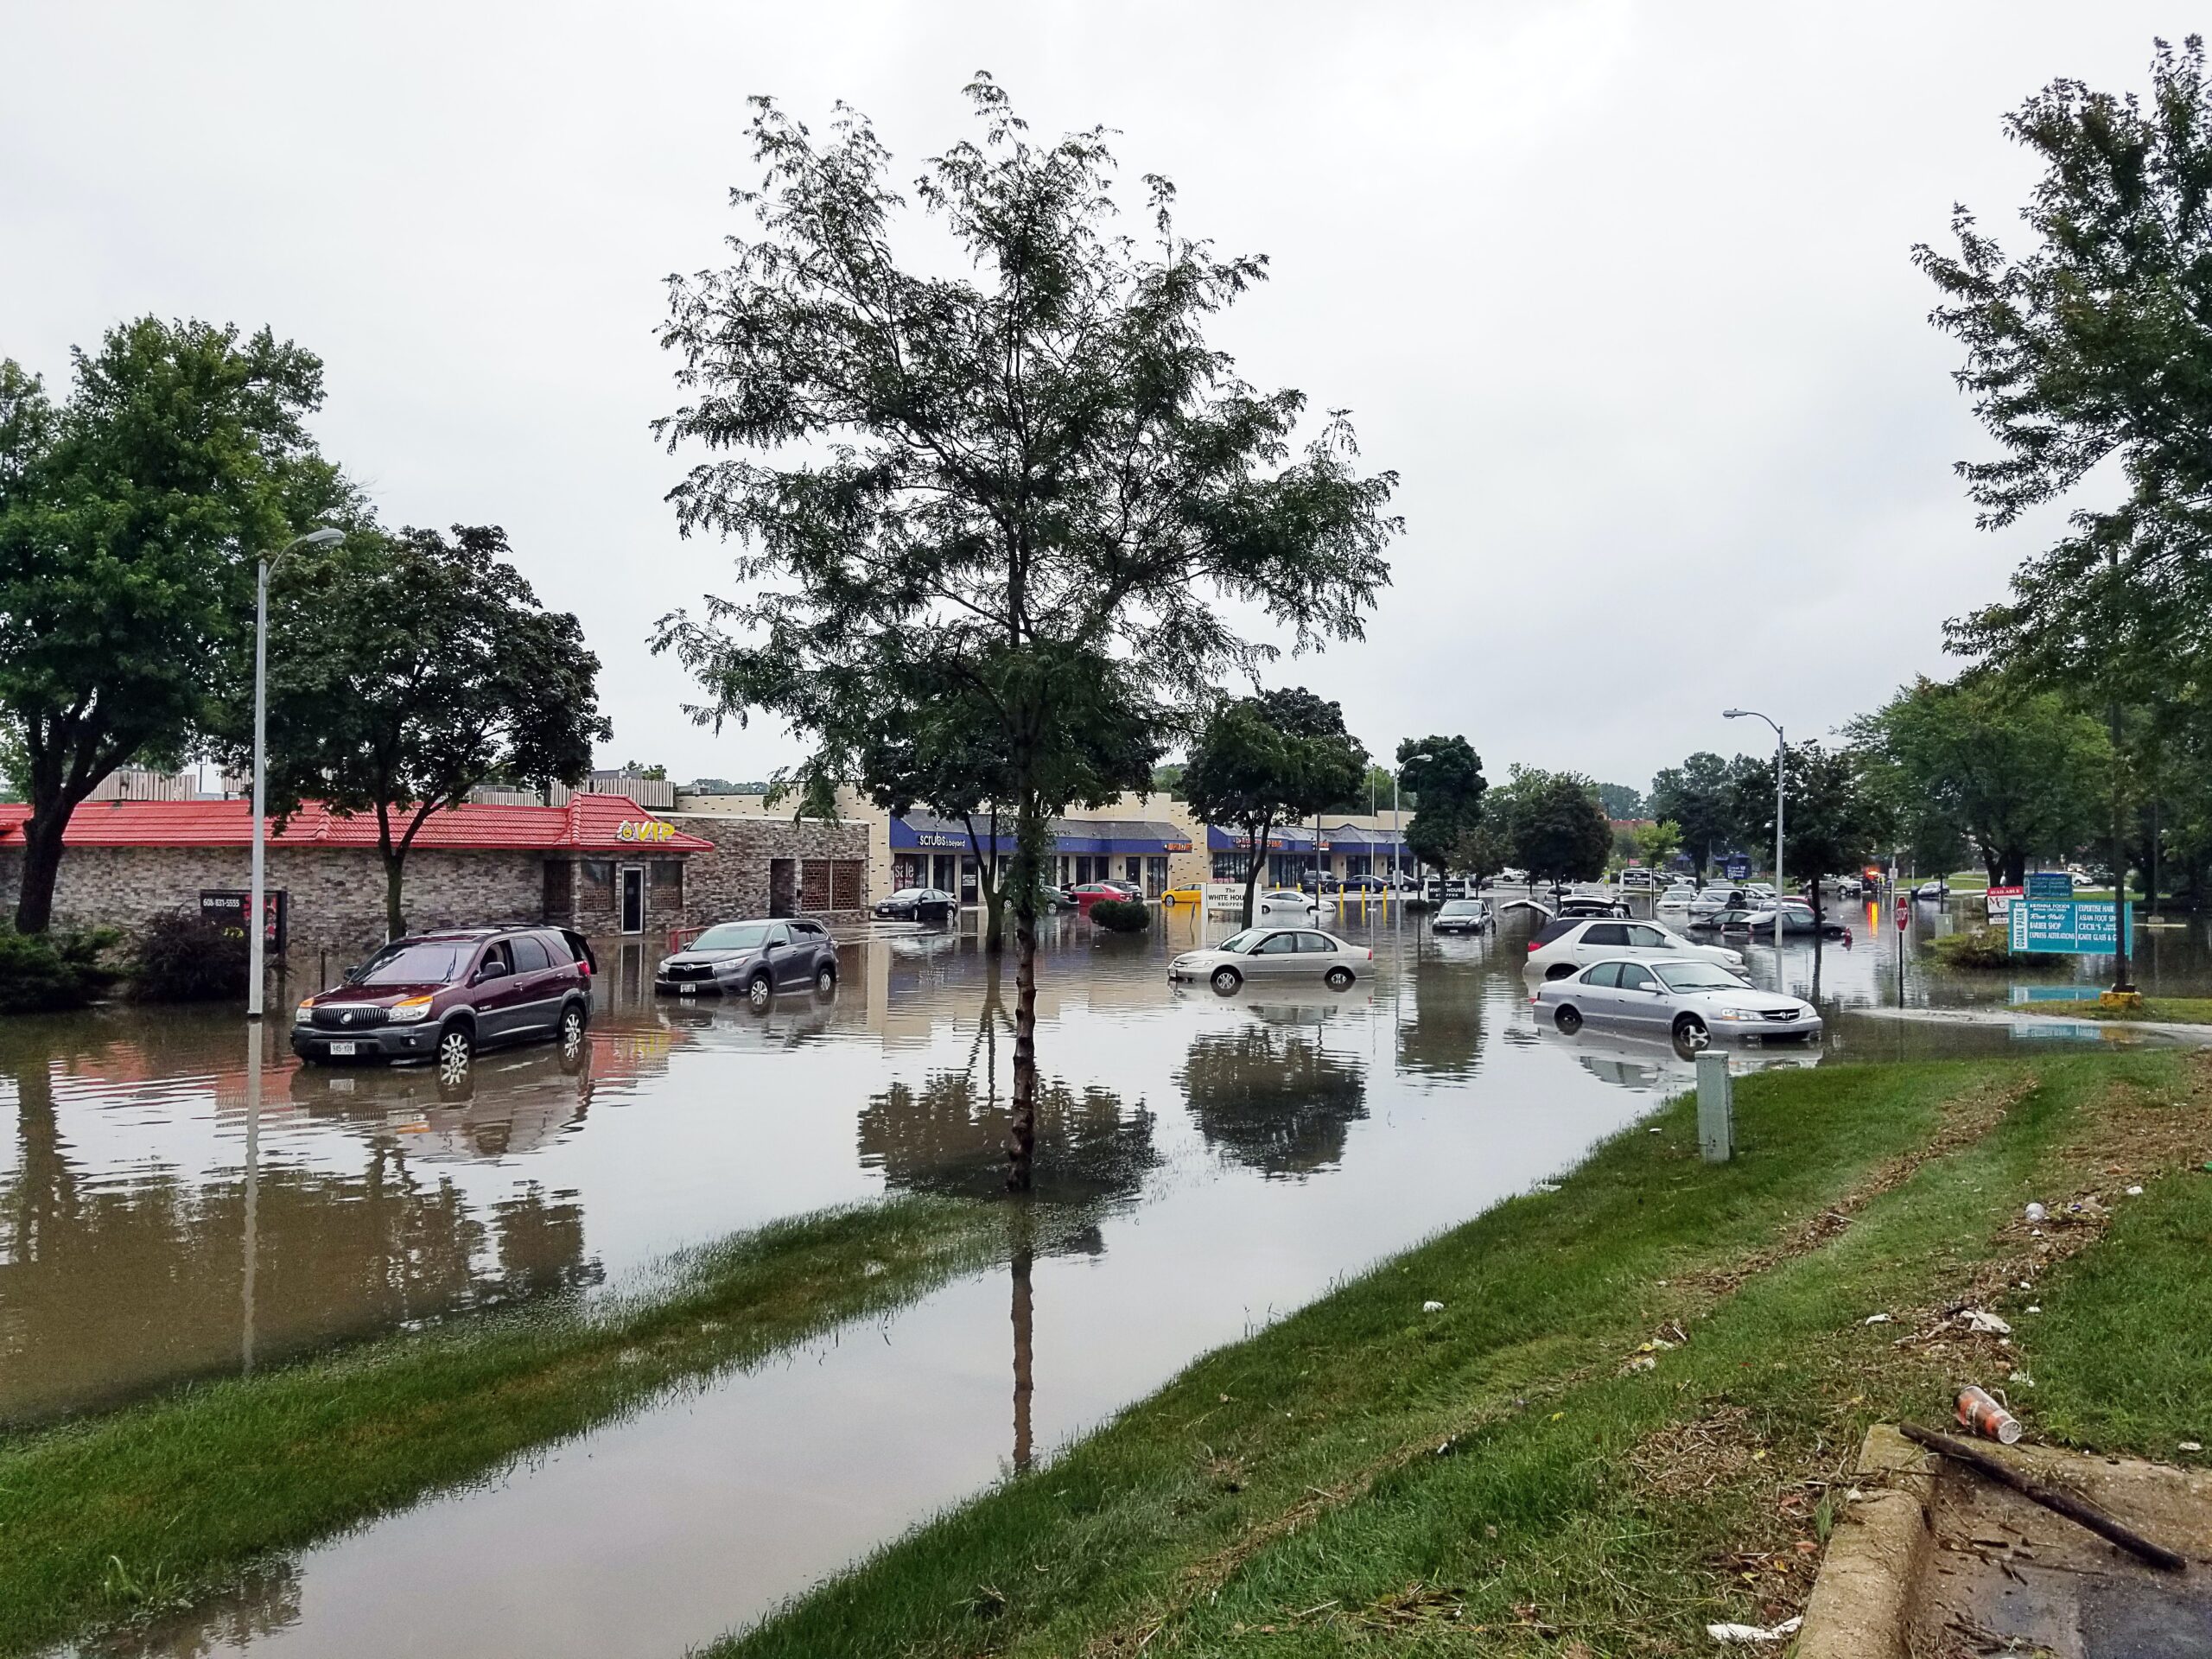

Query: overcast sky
left=3, top=3, right=2176, bottom=795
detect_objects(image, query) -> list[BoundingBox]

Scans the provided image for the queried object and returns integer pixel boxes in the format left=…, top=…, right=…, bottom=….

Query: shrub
left=1929, top=925, right=2066, bottom=973
left=132, top=912, right=251, bottom=1002
left=0, top=925, right=122, bottom=1013
left=1089, top=898, right=1152, bottom=932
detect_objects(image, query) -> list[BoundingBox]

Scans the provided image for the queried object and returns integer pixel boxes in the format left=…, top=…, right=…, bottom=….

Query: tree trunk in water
left=985, top=890, right=1006, bottom=954
left=11, top=810, right=69, bottom=935
left=1239, top=819, right=1269, bottom=928
left=2003, top=849, right=2027, bottom=888
left=1009, top=1209, right=1034, bottom=1474
left=1007, top=905, right=1038, bottom=1189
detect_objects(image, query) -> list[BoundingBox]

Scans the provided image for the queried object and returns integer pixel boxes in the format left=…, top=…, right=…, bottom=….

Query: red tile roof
left=0, top=793, right=714, bottom=853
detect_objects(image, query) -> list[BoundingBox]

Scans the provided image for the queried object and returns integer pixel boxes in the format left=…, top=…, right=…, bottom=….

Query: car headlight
left=388, top=995, right=434, bottom=1023
left=295, top=1001, right=315, bottom=1022
left=657, top=959, right=673, bottom=975
left=1715, top=1007, right=1758, bottom=1022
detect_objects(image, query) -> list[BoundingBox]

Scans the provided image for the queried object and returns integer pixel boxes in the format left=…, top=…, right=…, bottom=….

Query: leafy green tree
left=652, top=82, right=1397, bottom=1188
left=245, top=525, right=609, bottom=937
left=1496, top=766, right=1611, bottom=885
left=1730, top=741, right=1891, bottom=923
left=1184, top=690, right=1366, bottom=926
left=1637, top=819, right=1682, bottom=872
left=1149, top=763, right=1185, bottom=799
left=1593, top=781, right=1645, bottom=820
left=1453, top=818, right=1510, bottom=883
left=1648, top=752, right=1748, bottom=881
left=1395, top=736, right=1486, bottom=891
left=1918, top=37, right=2212, bottom=982
left=0, top=320, right=344, bottom=931
left=1848, top=676, right=2108, bottom=886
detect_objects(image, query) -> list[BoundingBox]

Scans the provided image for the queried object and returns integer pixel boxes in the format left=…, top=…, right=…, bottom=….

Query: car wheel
left=1554, top=1004, right=1583, bottom=1033
left=1325, top=965, right=1354, bottom=990
left=1674, top=1014, right=1711, bottom=1051
left=1210, top=966, right=1243, bottom=995
left=436, top=1023, right=474, bottom=1084
left=815, top=963, right=836, bottom=995
left=1543, top=962, right=1577, bottom=981
left=558, top=1001, right=586, bottom=1049
left=747, top=973, right=772, bottom=1011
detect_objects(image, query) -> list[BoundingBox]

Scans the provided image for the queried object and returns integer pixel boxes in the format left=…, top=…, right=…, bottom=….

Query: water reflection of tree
left=1, top=1047, right=599, bottom=1425
left=1397, top=946, right=1486, bottom=1079
left=857, top=1071, right=1158, bottom=1203
left=1176, top=1019, right=1368, bottom=1178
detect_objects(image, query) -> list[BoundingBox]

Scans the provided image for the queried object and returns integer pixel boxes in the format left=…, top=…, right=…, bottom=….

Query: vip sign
left=616, top=820, right=676, bottom=843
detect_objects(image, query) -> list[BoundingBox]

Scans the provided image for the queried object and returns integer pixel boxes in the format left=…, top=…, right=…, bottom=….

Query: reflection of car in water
left=654, top=982, right=838, bottom=1049
left=1550, top=1025, right=1824, bottom=1090
left=288, top=1014, right=594, bottom=1141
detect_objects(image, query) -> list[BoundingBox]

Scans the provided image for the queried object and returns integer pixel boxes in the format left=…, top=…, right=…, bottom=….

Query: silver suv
left=655, top=918, right=838, bottom=1009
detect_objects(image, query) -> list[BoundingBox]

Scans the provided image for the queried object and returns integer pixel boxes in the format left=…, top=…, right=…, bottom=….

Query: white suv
left=1526, top=916, right=1747, bottom=981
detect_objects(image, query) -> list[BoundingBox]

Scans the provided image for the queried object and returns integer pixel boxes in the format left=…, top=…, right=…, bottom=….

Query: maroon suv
left=292, top=926, right=596, bottom=1080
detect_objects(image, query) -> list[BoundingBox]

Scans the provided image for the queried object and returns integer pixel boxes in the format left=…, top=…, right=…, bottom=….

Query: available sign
left=2025, top=871, right=2074, bottom=900
left=200, top=889, right=287, bottom=953
left=2008, top=899, right=2130, bottom=955
left=1984, top=884, right=2023, bottom=920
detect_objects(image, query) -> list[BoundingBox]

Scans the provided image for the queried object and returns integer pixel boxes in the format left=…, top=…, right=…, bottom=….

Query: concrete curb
left=1795, top=1426, right=1936, bottom=1659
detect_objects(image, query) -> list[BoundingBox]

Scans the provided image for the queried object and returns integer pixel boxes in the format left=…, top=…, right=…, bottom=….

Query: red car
left=1069, top=882, right=1137, bottom=916
left=292, top=925, right=594, bottom=1082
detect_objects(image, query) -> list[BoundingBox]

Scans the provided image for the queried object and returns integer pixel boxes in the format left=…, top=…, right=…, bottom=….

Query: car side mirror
left=474, top=961, right=512, bottom=984
left=341, top=964, right=360, bottom=982
left=763, top=939, right=781, bottom=952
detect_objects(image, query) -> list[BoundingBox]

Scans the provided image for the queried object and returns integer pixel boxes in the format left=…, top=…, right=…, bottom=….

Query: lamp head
left=301, top=527, right=345, bottom=549
left=1722, top=709, right=1746, bottom=720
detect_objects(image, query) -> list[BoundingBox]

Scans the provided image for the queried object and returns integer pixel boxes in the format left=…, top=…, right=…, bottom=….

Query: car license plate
left=679, top=983, right=696, bottom=995
left=327, top=1040, right=357, bottom=1057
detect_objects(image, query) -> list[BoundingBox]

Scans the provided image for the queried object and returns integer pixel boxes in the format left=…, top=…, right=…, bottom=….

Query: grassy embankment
left=0, top=1195, right=1009, bottom=1656
left=718, top=1052, right=2212, bottom=1658
left=2012, top=996, right=2212, bottom=1027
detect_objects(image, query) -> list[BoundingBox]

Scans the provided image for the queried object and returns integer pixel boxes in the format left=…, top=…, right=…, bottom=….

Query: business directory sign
left=2008, top=899, right=2130, bottom=954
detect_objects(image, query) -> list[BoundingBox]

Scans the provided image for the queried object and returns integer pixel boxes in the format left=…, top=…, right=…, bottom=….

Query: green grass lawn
left=2012, top=996, right=2212, bottom=1026
left=0, top=1195, right=1009, bottom=1656
left=711, top=1052, right=2212, bottom=1657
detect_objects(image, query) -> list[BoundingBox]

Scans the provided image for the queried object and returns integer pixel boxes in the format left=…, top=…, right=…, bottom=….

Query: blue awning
left=892, top=814, right=1190, bottom=857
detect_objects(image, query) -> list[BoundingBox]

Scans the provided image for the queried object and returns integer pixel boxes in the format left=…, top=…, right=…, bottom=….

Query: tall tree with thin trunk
left=1920, top=36, right=2212, bottom=986
left=0, top=321, right=345, bottom=931
left=238, top=525, right=609, bottom=938
left=1182, top=689, right=1367, bottom=927
left=1395, top=736, right=1486, bottom=893
left=653, top=80, right=1399, bottom=1188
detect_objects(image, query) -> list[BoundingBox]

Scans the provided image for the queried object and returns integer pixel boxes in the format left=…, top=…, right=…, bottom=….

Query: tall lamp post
left=1394, top=751, right=1433, bottom=900
left=248, top=527, right=345, bottom=1018
left=1724, top=709, right=1785, bottom=961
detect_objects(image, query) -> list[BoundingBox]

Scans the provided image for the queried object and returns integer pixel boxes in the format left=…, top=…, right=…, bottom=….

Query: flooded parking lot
left=11, top=893, right=2209, bottom=1656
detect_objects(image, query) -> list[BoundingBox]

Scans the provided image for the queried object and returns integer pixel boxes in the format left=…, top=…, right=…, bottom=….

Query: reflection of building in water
left=0, top=1033, right=602, bottom=1426
left=1176, top=1017, right=1368, bottom=1178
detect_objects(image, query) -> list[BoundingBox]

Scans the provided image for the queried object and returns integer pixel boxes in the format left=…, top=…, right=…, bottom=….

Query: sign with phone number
left=2007, top=899, right=2130, bottom=954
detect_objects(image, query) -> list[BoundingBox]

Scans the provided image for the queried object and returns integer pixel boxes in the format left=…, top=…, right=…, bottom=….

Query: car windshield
left=357, top=940, right=473, bottom=985
left=1216, top=930, right=1267, bottom=954
left=1440, top=900, right=1482, bottom=916
left=888, top=889, right=924, bottom=901
left=1656, top=963, right=1745, bottom=992
left=693, top=923, right=773, bottom=952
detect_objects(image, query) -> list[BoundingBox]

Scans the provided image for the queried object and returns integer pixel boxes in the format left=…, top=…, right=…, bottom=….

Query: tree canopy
left=245, top=524, right=608, bottom=937
left=0, top=318, right=345, bottom=931
left=1648, top=752, right=1751, bottom=881
left=1849, top=675, right=2108, bottom=885
left=1494, top=766, right=1611, bottom=884
left=1395, top=735, right=1486, bottom=886
left=1183, top=688, right=1365, bottom=925
left=652, top=80, right=1398, bottom=1185
left=1730, top=741, right=1890, bottom=909
left=1593, top=781, right=1645, bottom=820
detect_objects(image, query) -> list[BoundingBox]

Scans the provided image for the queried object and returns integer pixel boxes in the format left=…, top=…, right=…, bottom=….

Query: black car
left=655, top=917, right=839, bottom=1008
left=874, top=887, right=957, bottom=924
left=1554, top=895, right=1631, bottom=919
left=1431, top=898, right=1495, bottom=934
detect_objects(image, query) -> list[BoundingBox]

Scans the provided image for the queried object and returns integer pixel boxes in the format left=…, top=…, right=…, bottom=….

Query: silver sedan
left=1169, top=926, right=1372, bottom=995
left=1529, top=956, right=1821, bottom=1050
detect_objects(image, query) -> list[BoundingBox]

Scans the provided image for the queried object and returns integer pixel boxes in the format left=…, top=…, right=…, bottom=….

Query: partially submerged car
left=1430, top=897, right=1495, bottom=935
left=1168, top=926, right=1372, bottom=995
left=655, top=918, right=838, bottom=1008
left=293, top=925, right=594, bottom=1080
left=1531, top=956, right=1821, bottom=1050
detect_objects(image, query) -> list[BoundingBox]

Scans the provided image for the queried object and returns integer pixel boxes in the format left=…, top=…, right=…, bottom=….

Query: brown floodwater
left=12, top=893, right=2205, bottom=1656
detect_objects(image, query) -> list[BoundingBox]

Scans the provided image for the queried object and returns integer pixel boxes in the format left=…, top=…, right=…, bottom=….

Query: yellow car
left=1161, top=884, right=1206, bottom=909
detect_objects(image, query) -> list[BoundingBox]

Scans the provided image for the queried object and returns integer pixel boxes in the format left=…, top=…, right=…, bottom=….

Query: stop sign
left=1896, top=899, right=1909, bottom=931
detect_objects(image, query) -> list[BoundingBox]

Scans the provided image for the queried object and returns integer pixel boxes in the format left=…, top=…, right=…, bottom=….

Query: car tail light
left=1528, top=940, right=1540, bottom=952
left=1365, top=948, right=1373, bottom=960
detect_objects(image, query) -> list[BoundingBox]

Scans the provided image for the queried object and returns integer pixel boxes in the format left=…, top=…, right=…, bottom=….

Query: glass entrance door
left=620, top=866, right=645, bottom=933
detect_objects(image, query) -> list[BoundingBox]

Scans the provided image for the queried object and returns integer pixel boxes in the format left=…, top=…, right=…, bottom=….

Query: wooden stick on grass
left=1898, top=1422, right=2188, bottom=1573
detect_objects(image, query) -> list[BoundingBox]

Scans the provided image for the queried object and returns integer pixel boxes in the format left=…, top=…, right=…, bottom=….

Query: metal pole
left=248, top=556, right=270, bottom=1019
left=1773, top=724, right=1785, bottom=962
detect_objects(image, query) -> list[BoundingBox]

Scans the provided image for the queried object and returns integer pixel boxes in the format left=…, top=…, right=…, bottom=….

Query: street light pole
left=248, top=528, right=345, bottom=1019
left=1725, top=709, right=1785, bottom=963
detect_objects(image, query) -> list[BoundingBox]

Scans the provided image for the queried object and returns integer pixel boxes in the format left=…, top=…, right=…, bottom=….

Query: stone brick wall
left=670, top=813, right=872, bottom=925
left=0, top=845, right=543, bottom=957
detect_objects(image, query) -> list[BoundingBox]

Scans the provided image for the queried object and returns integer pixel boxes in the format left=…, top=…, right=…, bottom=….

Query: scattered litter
left=1533, top=1182, right=1560, bottom=1194
left=1624, top=1354, right=1657, bottom=1373
left=2127, top=1185, right=2145, bottom=1197
left=2182, top=1442, right=2203, bottom=1453
left=1864, top=1313, right=1893, bottom=1325
left=2025, top=1305, right=2042, bottom=1314
left=616, top=1347, right=645, bottom=1367
left=1707, top=1615, right=1802, bottom=1644
left=2024, top=1202, right=2048, bottom=1223
left=1422, top=1300, right=1445, bottom=1314
left=1649, top=1126, right=1663, bottom=1134
left=1963, top=1309, right=2012, bottom=1336
left=1549, top=1411, right=1567, bottom=1422
left=1957, top=1385, right=2024, bottom=1445
left=2008, top=1370, right=2036, bottom=1387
